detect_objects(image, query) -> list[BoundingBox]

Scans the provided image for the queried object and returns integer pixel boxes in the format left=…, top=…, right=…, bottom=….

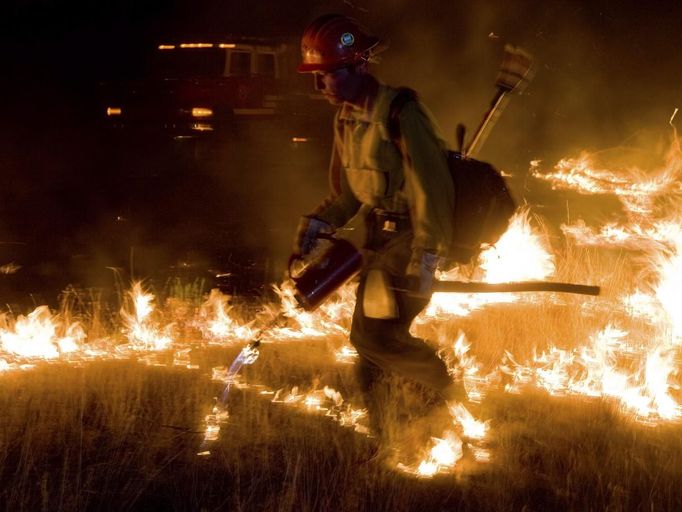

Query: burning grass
left=1, top=351, right=682, bottom=510
left=0, top=265, right=680, bottom=509
left=3, top=136, right=682, bottom=508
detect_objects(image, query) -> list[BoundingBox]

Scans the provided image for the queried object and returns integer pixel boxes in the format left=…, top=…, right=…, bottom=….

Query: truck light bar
left=179, top=43, right=214, bottom=49
left=158, top=43, right=237, bottom=50
left=191, top=108, right=213, bottom=118
left=106, top=107, right=122, bottom=116
left=191, top=123, right=214, bottom=132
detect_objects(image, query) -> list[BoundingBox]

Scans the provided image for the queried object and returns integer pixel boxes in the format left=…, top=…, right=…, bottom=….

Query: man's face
left=313, top=66, right=361, bottom=105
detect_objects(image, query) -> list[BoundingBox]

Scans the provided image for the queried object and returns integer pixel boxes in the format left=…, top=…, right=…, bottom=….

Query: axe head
left=496, top=45, right=534, bottom=92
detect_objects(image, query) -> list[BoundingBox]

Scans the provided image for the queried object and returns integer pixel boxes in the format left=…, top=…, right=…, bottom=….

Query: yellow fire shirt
left=311, top=83, right=454, bottom=257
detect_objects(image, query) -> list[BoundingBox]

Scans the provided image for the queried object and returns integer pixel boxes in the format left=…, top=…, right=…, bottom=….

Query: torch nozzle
left=248, top=311, right=288, bottom=347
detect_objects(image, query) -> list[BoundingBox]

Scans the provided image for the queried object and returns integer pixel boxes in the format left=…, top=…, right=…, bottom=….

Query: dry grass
left=1, top=238, right=682, bottom=511
left=2, top=350, right=682, bottom=511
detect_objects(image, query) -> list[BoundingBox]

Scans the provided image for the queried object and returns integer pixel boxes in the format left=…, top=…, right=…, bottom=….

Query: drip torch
left=288, top=235, right=364, bottom=311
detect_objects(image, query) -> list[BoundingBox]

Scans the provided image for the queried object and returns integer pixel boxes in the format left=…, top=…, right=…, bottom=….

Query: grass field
left=2, top=139, right=682, bottom=510
left=1, top=239, right=682, bottom=511
left=1, top=337, right=681, bottom=511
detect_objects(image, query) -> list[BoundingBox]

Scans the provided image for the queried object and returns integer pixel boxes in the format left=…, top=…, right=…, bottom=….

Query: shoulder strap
left=387, top=87, right=418, bottom=150
left=330, top=108, right=345, bottom=195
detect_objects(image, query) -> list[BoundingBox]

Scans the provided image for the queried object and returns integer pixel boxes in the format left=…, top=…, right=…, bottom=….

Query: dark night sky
left=3, top=0, right=681, bottom=154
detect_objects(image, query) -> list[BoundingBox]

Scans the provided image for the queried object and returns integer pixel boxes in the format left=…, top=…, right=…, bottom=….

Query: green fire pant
left=348, top=212, right=453, bottom=432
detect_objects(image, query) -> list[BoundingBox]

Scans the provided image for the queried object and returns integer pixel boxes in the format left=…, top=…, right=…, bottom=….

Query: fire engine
left=93, top=36, right=332, bottom=296
left=99, top=36, right=326, bottom=138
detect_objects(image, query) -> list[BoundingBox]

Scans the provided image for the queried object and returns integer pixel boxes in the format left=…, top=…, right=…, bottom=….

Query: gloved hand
left=405, top=250, right=440, bottom=297
left=293, top=216, right=333, bottom=256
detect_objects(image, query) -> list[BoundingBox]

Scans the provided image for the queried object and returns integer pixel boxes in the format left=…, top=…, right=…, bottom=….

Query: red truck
left=99, top=35, right=327, bottom=139
left=94, top=36, right=332, bottom=295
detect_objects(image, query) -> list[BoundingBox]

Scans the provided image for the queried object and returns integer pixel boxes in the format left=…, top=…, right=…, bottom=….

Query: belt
left=370, top=209, right=411, bottom=233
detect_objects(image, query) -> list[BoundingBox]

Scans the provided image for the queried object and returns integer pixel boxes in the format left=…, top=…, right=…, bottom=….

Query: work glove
left=293, top=216, right=333, bottom=256
left=405, top=250, right=440, bottom=297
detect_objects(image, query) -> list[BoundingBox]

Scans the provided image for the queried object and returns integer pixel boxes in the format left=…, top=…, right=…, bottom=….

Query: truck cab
left=94, top=37, right=332, bottom=296
left=99, top=37, right=324, bottom=138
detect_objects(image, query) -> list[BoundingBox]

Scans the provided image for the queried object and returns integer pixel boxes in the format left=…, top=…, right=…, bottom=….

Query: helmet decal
left=297, top=15, right=381, bottom=72
left=340, top=32, right=355, bottom=46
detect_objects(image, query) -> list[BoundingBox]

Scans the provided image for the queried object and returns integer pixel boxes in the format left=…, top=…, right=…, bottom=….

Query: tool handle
left=433, top=281, right=600, bottom=296
left=464, top=87, right=507, bottom=157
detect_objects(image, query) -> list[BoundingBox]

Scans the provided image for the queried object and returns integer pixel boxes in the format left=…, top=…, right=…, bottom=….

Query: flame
left=531, top=143, right=682, bottom=216
left=446, top=332, right=486, bottom=402
left=399, top=432, right=464, bottom=478
left=645, top=347, right=679, bottom=420
left=3, top=127, right=682, bottom=478
left=173, top=348, right=199, bottom=369
left=121, top=282, right=174, bottom=351
left=448, top=403, right=489, bottom=440
left=0, top=306, right=84, bottom=359
left=271, top=280, right=355, bottom=339
left=395, top=331, right=490, bottom=478
left=200, top=403, right=230, bottom=453
left=197, top=289, right=257, bottom=341
left=423, top=209, right=555, bottom=319
left=560, top=219, right=682, bottom=249
left=482, top=135, right=682, bottom=421
left=200, top=343, right=261, bottom=451
left=479, top=209, right=555, bottom=283
left=545, top=134, right=682, bottom=248
left=399, top=402, right=488, bottom=477
left=501, top=326, right=680, bottom=421
left=427, top=433, right=463, bottom=467
left=0, top=262, right=20, bottom=274
left=271, top=384, right=368, bottom=433
left=334, top=345, right=358, bottom=364
left=203, top=405, right=227, bottom=441
left=652, top=227, right=682, bottom=340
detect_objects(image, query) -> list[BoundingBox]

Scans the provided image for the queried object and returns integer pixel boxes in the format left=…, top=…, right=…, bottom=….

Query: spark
left=0, top=262, right=20, bottom=274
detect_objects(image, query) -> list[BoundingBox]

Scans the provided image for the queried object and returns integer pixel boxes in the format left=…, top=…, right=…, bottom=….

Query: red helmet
left=297, top=14, right=381, bottom=73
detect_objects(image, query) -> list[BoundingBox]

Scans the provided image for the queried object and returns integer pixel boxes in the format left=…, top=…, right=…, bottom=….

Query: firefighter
left=293, top=14, right=465, bottom=438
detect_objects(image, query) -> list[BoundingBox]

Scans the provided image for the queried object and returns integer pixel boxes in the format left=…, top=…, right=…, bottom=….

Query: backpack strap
left=387, top=87, right=418, bottom=197
left=330, top=109, right=345, bottom=195
left=387, top=87, right=418, bottom=150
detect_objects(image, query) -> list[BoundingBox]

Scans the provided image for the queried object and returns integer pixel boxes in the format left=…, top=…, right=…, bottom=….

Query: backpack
left=388, top=88, right=516, bottom=264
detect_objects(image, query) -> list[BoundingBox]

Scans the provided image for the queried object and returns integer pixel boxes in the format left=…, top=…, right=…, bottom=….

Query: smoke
left=202, top=0, right=682, bottom=280
left=302, top=0, right=682, bottom=231
left=344, top=0, right=682, bottom=166
left=3, top=0, right=682, bottom=296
